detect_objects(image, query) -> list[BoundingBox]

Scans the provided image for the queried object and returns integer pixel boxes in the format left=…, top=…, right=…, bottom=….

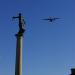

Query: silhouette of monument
left=70, top=68, right=75, bottom=75
left=13, top=13, right=25, bottom=75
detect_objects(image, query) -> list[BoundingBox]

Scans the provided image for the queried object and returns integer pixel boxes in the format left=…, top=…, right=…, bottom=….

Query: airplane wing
left=54, top=18, right=60, bottom=19
left=42, top=18, right=50, bottom=20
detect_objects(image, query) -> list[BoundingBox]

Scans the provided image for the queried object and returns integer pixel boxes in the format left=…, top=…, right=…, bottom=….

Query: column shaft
left=15, top=35, right=23, bottom=75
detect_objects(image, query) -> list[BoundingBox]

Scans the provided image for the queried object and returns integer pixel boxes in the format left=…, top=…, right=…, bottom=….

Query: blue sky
left=0, top=0, right=75, bottom=75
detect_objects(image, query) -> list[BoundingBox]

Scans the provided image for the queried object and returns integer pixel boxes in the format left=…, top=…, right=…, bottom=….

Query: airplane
left=42, top=17, right=60, bottom=22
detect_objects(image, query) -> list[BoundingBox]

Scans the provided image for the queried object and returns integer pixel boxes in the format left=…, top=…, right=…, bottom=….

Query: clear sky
left=0, top=0, right=75, bottom=75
